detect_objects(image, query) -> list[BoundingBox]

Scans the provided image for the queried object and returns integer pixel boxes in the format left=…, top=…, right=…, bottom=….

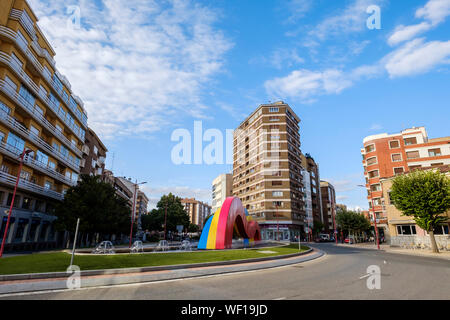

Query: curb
left=0, top=248, right=313, bottom=282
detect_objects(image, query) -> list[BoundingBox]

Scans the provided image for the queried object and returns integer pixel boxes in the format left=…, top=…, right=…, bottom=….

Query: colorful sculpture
left=198, top=197, right=261, bottom=250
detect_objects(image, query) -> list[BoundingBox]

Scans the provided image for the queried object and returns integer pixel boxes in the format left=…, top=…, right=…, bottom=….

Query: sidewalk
left=336, top=242, right=450, bottom=260
left=0, top=248, right=324, bottom=296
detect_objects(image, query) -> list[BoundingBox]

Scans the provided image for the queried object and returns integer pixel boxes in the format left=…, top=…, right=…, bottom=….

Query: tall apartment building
left=361, top=126, right=450, bottom=240
left=211, top=173, right=232, bottom=213
left=0, top=0, right=88, bottom=251
left=181, top=198, right=212, bottom=229
left=320, top=181, right=336, bottom=235
left=232, top=101, right=305, bottom=241
left=301, top=153, right=323, bottom=228
left=102, top=170, right=133, bottom=203
left=81, top=127, right=107, bottom=176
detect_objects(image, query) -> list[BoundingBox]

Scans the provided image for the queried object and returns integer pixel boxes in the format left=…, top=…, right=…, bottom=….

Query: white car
left=92, top=241, right=115, bottom=254
left=131, top=241, right=144, bottom=253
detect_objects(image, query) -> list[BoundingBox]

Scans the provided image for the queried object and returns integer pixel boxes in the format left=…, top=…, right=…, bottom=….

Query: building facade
left=381, top=165, right=450, bottom=249
left=81, top=127, right=107, bottom=176
left=0, top=0, right=88, bottom=251
left=320, top=181, right=337, bottom=235
left=211, top=173, right=232, bottom=213
left=361, top=127, right=450, bottom=241
left=301, top=153, right=322, bottom=232
left=181, top=198, right=212, bottom=230
left=232, top=101, right=305, bottom=241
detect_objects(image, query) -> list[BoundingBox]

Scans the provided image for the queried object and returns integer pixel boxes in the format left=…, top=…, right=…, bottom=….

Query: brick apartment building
left=361, top=126, right=450, bottom=241
left=232, top=101, right=305, bottom=241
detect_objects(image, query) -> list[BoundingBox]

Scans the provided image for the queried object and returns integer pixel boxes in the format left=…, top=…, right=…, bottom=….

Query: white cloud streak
left=28, top=0, right=232, bottom=140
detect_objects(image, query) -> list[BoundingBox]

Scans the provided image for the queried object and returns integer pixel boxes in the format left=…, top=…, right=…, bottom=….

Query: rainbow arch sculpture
left=198, top=197, right=261, bottom=250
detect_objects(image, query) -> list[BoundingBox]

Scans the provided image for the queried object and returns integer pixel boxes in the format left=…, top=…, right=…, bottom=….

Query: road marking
left=273, top=297, right=286, bottom=300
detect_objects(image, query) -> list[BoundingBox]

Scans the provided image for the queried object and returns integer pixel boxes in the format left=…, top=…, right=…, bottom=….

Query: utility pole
left=0, top=149, right=32, bottom=258
left=164, top=202, right=168, bottom=241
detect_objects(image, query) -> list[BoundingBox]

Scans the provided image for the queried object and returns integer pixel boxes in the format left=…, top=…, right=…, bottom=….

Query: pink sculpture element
left=215, top=197, right=261, bottom=249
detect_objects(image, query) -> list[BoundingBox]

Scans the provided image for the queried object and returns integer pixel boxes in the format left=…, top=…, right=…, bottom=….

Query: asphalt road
left=3, top=243, right=450, bottom=300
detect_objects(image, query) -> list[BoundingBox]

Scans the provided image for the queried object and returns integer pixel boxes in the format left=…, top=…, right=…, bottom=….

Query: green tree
left=312, top=220, right=324, bottom=236
left=150, top=193, right=190, bottom=237
left=390, top=170, right=450, bottom=253
left=336, top=210, right=371, bottom=241
left=54, top=175, right=131, bottom=245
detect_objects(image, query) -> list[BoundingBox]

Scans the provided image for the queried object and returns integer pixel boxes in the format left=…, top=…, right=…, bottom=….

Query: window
left=60, top=145, right=69, bottom=157
left=409, top=165, right=422, bottom=171
left=0, top=101, right=11, bottom=115
left=394, top=167, right=404, bottom=175
left=0, top=131, right=5, bottom=142
left=56, top=124, right=63, bottom=132
left=365, top=144, right=375, bottom=153
left=6, top=133, right=25, bottom=151
left=272, top=181, right=282, bottom=186
left=4, top=76, right=17, bottom=91
left=433, top=225, right=449, bottom=235
left=428, top=148, right=442, bottom=157
left=22, top=197, right=32, bottom=210
left=269, top=116, right=279, bottom=122
left=93, top=146, right=99, bottom=155
left=36, top=150, right=49, bottom=165
left=19, top=86, right=35, bottom=107
left=11, top=52, right=23, bottom=68
left=431, top=163, right=444, bottom=167
left=20, top=171, right=30, bottom=181
left=406, top=151, right=420, bottom=159
left=6, top=193, right=20, bottom=208
left=44, top=181, right=53, bottom=190
left=30, top=125, right=40, bottom=137
left=48, top=161, right=56, bottom=170
left=366, top=157, right=377, bottom=165
left=389, top=140, right=400, bottom=149
left=72, top=173, right=79, bottom=182
left=370, top=184, right=381, bottom=192
left=368, top=170, right=379, bottom=178
left=269, top=107, right=279, bottom=113
left=396, top=225, right=417, bottom=235
left=0, top=164, right=9, bottom=174
left=391, top=154, right=402, bottom=162
left=53, top=74, right=63, bottom=94
left=404, top=137, right=417, bottom=146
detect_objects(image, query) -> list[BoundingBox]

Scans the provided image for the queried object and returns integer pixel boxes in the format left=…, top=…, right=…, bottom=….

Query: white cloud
left=415, top=0, right=450, bottom=25
left=285, top=0, right=314, bottom=24
left=264, top=63, right=383, bottom=102
left=309, top=0, right=383, bottom=41
left=369, top=124, right=383, bottom=131
left=388, top=0, right=450, bottom=46
left=388, top=22, right=432, bottom=46
left=384, top=38, right=450, bottom=78
left=27, top=0, right=232, bottom=140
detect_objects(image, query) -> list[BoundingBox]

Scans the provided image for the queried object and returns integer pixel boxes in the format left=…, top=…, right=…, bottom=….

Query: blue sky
left=29, top=0, right=450, bottom=209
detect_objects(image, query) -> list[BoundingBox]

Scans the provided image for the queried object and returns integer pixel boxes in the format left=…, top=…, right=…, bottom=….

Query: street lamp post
left=129, top=180, right=147, bottom=248
left=358, top=184, right=380, bottom=250
left=0, top=149, right=32, bottom=258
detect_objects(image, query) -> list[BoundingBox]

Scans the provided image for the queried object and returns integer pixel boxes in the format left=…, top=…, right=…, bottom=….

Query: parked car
left=344, top=237, right=355, bottom=244
left=92, top=241, right=115, bottom=254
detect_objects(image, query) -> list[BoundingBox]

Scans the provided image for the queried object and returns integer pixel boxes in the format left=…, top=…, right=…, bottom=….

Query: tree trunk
left=429, top=229, right=439, bottom=253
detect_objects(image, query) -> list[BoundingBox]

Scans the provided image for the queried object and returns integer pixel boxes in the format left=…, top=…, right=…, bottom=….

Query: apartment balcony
left=0, top=140, right=76, bottom=187
left=0, top=52, right=85, bottom=153
left=0, top=24, right=87, bottom=129
left=0, top=100, right=81, bottom=172
left=0, top=169, right=64, bottom=201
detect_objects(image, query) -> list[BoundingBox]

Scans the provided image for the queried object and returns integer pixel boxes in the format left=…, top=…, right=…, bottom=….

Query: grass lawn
left=0, top=244, right=309, bottom=275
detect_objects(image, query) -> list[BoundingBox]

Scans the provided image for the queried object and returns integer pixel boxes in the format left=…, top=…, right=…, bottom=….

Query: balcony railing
left=0, top=140, right=76, bottom=186
left=0, top=80, right=81, bottom=172
left=0, top=24, right=87, bottom=129
left=0, top=65, right=82, bottom=158
left=0, top=51, right=86, bottom=149
left=0, top=169, right=64, bottom=201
